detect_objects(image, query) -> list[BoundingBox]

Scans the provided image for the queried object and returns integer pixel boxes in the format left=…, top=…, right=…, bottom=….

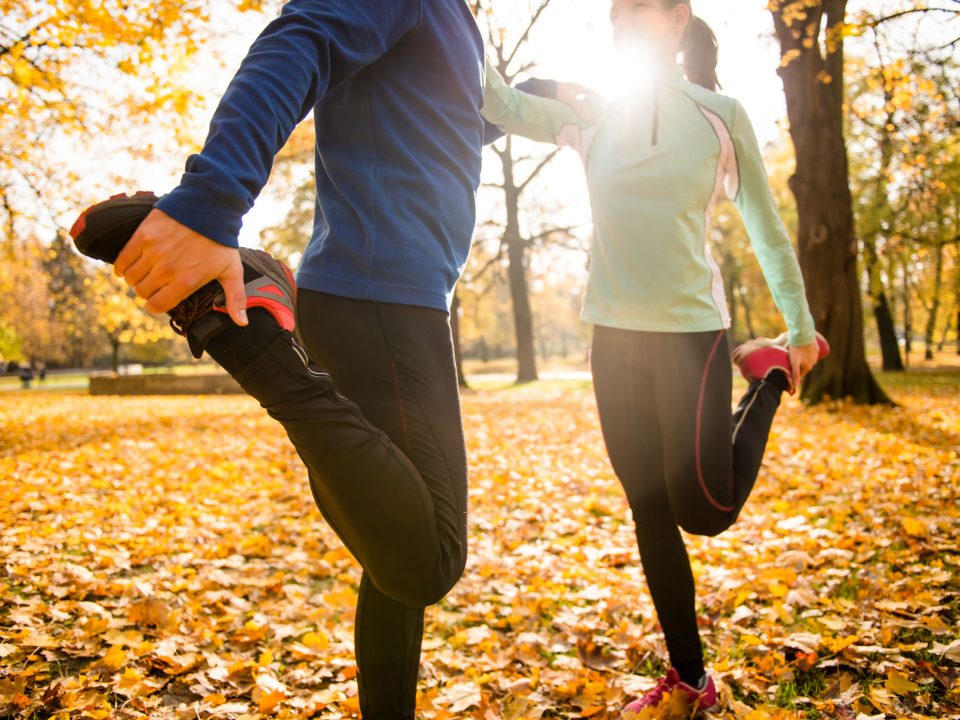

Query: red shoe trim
left=256, top=283, right=285, bottom=299
left=696, top=330, right=735, bottom=513
left=247, top=296, right=295, bottom=331
left=278, top=263, right=298, bottom=308
left=69, top=213, right=87, bottom=240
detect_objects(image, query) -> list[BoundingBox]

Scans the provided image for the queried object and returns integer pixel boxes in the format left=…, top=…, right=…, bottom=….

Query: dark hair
left=663, top=1, right=720, bottom=91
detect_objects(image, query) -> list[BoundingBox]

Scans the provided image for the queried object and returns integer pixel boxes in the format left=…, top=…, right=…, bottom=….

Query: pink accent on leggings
left=695, top=330, right=734, bottom=512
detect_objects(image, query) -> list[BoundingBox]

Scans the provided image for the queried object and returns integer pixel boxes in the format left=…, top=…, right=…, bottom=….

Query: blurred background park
left=1, top=2, right=959, bottom=719
left=0, top=0, right=957, bottom=398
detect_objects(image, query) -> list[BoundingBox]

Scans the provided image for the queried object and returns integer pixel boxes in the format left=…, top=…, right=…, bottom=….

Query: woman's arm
left=481, top=58, right=596, bottom=148
left=729, top=100, right=816, bottom=347
left=483, top=77, right=557, bottom=145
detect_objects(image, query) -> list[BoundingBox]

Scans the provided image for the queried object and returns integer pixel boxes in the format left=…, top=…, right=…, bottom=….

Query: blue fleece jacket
left=155, top=0, right=484, bottom=311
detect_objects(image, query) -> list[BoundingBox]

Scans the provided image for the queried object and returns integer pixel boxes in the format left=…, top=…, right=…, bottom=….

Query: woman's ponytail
left=680, top=14, right=720, bottom=92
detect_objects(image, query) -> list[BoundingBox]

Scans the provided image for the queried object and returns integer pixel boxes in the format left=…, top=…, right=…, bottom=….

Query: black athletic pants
left=590, top=325, right=788, bottom=676
left=226, top=290, right=468, bottom=719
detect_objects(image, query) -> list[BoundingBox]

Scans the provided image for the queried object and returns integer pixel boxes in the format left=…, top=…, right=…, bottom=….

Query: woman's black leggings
left=227, top=291, right=469, bottom=720
left=590, top=325, right=788, bottom=673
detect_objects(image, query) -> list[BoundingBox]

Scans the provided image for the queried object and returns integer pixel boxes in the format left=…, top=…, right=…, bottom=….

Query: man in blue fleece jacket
left=69, top=2, right=562, bottom=718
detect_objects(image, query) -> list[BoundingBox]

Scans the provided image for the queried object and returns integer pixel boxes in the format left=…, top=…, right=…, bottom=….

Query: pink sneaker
left=769, top=330, right=830, bottom=361
left=732, top=343, right=792, bottom=387
left=623, top=668, right=718, bottom=715
left=731, top=331, right=830, bottom=392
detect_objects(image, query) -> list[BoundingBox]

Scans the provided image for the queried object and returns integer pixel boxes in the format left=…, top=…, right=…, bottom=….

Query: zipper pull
left=651, top=84, right=660, bottom=146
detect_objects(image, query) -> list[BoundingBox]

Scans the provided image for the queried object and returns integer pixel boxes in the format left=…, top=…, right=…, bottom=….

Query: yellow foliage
left=0, top=376, right=957, bottom=718
left=101, top=644, right=127, bottom=671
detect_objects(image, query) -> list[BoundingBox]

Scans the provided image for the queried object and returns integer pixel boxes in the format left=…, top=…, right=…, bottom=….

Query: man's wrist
left=155, top=181, right=244, bottom=249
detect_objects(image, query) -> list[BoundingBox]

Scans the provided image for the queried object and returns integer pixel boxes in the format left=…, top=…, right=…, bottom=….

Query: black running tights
left=222, top=291, right=468, bottom=720
left=590, top=325, right=788, bottom=677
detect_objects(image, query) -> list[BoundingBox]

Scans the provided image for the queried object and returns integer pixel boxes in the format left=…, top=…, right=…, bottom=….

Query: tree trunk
left=955, top=247, right=960, bottom=355
left=771, top=0, right=891, bottom=404
left=902, top=256, right=912, bottom=368
left=500, top=136, right=538, bottom=384
left=111, top=338, right=120, bottom=374
left=924, top=243, right=944, bottom=361
left=508, top=236, right=538, bottom=382
left=938, top=308, right=953, bottom=352
left=859, top=44, right=904, bottom=372
left=741, top=288, right=756, bottom=340
left=863, top=237, right=903, bottom=372
left=886, top=251, right=898, bottom=332
left=450, top=292, right=469, bottom=389
left=874, top=291, right=903, bottom=371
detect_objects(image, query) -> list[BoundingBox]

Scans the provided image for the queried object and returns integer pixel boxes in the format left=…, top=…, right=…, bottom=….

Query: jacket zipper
left=651, top=83, right=661, bottom=146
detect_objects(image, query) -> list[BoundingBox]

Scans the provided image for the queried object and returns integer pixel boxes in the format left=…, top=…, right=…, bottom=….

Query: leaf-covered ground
left=1, top=371, right=957, bottom=719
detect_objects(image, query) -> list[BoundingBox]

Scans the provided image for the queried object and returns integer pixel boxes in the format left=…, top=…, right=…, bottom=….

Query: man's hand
left=789, top=341, right=820, bottom=392
left=114, top=209, right=248, bottom=326
left=555, top=81, right=603, bottom=123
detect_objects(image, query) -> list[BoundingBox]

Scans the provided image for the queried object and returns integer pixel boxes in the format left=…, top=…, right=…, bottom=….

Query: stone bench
left=89, top=373, right=243, bottom=396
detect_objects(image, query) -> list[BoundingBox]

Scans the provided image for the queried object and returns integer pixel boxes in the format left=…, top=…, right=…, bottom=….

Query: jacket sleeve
left=729, top=100, right=816, bottom=347
left=155, top=0, right=422, bottom=247
left=483, top=77, right=558, bottom=145
left=481, top=58, right=594, bottom=149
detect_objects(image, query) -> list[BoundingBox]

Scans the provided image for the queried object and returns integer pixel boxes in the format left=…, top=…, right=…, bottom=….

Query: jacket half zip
left=651, top=83, right=661, bottom=146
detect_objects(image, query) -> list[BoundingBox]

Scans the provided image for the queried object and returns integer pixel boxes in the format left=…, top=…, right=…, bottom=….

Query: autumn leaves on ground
left=1, top=372, right=958, bottom=720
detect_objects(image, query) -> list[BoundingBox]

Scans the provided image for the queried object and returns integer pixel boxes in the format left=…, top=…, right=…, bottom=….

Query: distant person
left=19, top=364, right=34, bottom=390
left=481, top=0, right=829, bottom=712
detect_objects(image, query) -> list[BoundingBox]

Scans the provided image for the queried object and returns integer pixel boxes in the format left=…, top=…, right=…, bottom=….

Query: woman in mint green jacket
left=482, top=0, right=828, bottom=713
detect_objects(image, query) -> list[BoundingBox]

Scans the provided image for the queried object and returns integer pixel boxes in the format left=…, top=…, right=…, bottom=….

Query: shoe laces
left=635, top=670, right=680, bottom=708
left=168, top=280, right=224, bottom=337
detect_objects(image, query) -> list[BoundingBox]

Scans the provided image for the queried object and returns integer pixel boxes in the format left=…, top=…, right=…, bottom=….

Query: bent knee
left=391, top=571, right=462, bottom=608
left=677, top=512, right=735, bottom=537
left=375, top=550, right=467, bottom=608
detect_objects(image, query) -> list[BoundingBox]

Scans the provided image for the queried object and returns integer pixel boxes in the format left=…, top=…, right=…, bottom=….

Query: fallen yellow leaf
left=101, top=645, right=126, bottom=671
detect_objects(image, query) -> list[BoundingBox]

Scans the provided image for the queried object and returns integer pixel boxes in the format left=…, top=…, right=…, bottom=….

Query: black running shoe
left=70, top=192, right=297, bottom=358
left=70, top=191, right=160, bottom=263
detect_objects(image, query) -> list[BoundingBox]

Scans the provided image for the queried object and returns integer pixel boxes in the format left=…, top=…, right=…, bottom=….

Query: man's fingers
left=133, top=269, right=167, bottom=303
left=217, top=257, right=248, bottom=326
left=114, top=231, right=144, bottom=277
left=144, top=278, right=195, bottom=315
left=122, top=255, right=152, bottom=288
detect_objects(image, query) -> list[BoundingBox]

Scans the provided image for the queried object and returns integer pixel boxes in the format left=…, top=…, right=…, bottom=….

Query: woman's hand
left=555, top=81, right=603, bottom=122
left=789, top=342, right=821, bottom=390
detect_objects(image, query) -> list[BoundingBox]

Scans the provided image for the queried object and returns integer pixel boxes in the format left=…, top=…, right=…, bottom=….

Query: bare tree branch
left=504, top=0, right=552, bottom=69
left=868, top=6, right=960, bottom=27
left=462, top=244, right=506, bottom=285
left=517, top=148, right=561, bottom=195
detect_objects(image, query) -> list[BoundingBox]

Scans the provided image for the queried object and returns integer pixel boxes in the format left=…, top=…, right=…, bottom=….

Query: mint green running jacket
left=481, top=61, right=816, bottom=347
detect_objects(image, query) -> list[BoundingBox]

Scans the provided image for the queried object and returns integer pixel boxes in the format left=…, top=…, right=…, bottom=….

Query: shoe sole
left=70, top=192, right=158, bottom=263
